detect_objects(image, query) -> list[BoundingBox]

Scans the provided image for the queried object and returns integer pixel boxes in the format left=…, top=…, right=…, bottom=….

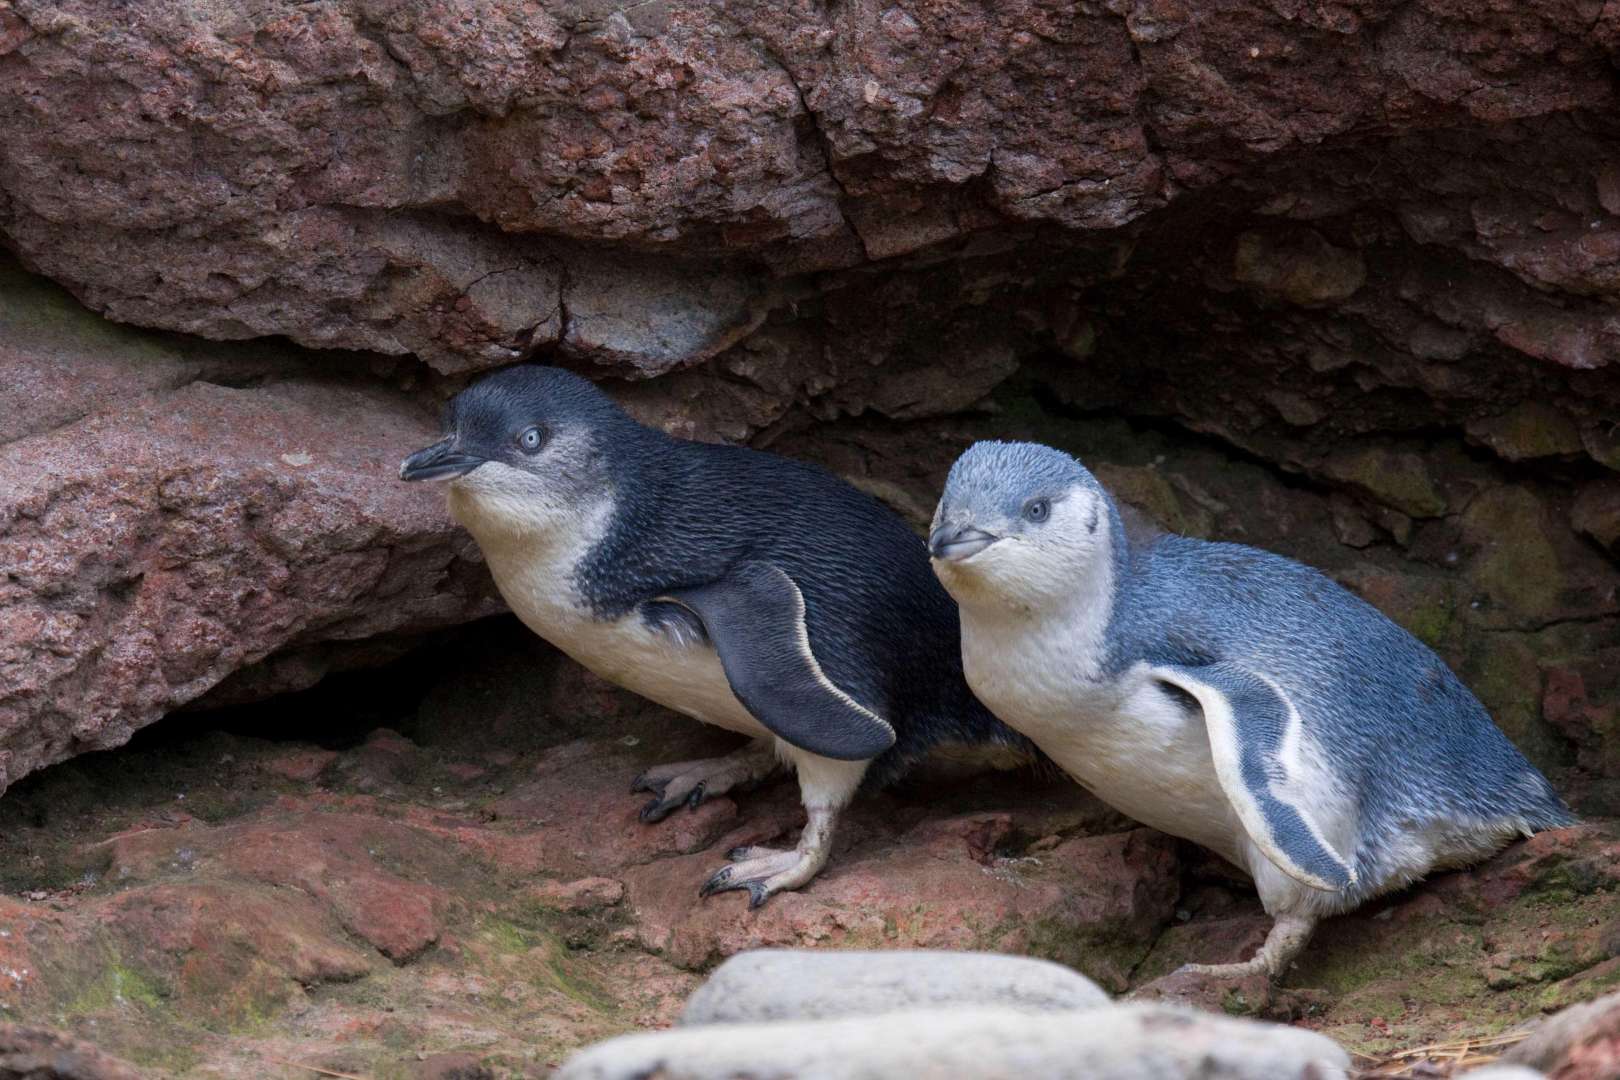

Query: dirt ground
left=0, top=622, right=1613, bottom=1079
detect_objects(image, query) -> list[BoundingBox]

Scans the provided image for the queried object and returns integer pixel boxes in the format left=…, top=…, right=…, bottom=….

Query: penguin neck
left=959, top=500, right=1129, bottom=716
left=567, top=425, right=688, bottom=618
left=1043, top=498, right=1131, bottom=678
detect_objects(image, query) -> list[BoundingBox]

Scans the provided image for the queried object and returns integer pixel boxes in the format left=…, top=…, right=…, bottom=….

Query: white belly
left=453, top=494, right=768, bottom=740
left=1032, top=676, right=1241, bottom=863
left=505, top=563, right=766, bottom=738
left=962, top=617, right=1243, bottom=865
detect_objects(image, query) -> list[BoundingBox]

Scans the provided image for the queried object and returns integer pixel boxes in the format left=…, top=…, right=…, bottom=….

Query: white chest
left=961, top=613, right=1241, bottom=863
left=452, top=495, right=766, bottom=740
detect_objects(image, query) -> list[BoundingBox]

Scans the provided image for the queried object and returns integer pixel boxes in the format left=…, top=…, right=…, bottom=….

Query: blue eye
left=1024, top=498, right=1050, bottom=523
left=518, top=426, right=544, bottom=453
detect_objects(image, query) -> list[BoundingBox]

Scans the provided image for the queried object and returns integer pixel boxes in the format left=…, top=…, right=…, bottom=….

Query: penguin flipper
left=661, top=562, right=897, bottom=761
left=1151, top=662, right=1356, bottom=893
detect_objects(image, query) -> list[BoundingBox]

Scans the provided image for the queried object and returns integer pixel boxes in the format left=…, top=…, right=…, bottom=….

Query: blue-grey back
left=1111, top=532, right=1568, bottom=830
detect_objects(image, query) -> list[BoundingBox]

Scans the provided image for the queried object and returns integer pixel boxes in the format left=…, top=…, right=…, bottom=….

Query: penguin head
left=400, top=365, right=634, bottom=537
left=929, top=441, right=1116, bottom=611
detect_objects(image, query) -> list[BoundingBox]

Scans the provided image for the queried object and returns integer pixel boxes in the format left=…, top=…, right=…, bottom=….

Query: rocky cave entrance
left=5, top=1, right=1620, bottom=1067
left=3, top=230, right=1618, bottom=1074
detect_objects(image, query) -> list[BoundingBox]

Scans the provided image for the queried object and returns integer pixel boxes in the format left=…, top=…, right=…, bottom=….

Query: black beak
left=929, top=524, right=999, bottom=561
left=399, top=438, right=485, bottom=482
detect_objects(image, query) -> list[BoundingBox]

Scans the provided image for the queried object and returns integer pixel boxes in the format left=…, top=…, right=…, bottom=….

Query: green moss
left=1220, top=986, right=1265, bottom=1016
left=1333, top=985, right=1409, bottom=1021
left=1468, top=404, right=1583, bottom=462
left=119, top=1038, right=206, bottom=1075
left=1292, top=919, right=1488, bottom=1005
left=484, top=917, right=531, bottom=957
left=64, top=961, right=168, bottom=1016
left=476, top=917, right=614, bottom=1013
left=1403, top=598, right=1458, bottom=650
left=1323, top=447, right=1447, bottom=518
left=0, top=258, right=188, bottom=365
left=1460, top=488, right=1565, bottom=623
left=1537, top=960, right=1620, bottom=1011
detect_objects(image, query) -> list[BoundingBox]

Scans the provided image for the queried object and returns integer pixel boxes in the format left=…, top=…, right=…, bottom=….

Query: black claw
left=685, top=782, right=706, bottom=811
left=639, top=796, right=677, bottom=823
left=698, top=866, right=734, bottom=898
left=746, top=882, right=770, bottom=909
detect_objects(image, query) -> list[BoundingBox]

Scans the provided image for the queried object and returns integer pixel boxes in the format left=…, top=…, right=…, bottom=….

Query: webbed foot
left=698, top=805, right=836, bottom=908
left=631, top=739, right=778, bottom=823
left=1173, top=912, right=1316, bottom=981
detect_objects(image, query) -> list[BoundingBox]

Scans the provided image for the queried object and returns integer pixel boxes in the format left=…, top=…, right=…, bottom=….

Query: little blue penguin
left=400, top=366, right=1024, bottom=907
left=928, top=440, right=1573, bottom=978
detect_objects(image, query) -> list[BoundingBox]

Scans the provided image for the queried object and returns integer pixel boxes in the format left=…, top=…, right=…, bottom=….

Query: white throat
left=954, top=548, right=1118, bottom=736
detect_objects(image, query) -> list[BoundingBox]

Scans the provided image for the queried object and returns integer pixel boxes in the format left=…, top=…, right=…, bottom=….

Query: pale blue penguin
left=928, top=440, right=1573, bottom=978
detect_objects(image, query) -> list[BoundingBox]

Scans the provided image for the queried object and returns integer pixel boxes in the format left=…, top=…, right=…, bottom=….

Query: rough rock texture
left=0, top=261, right=502, bottom=794
left=1, top=0, right=1619, bottom=805
left=679, top=948, right=1111, bottom=1025
left=0, top=0, right=1616, bottom=371
left=557, top=1005, right=1352, bottom=1080
left=3, top=0, right=1619, bottom=424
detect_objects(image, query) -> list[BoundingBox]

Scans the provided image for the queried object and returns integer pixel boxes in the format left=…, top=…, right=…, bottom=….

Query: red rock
left=532, top=878, right=626, bottom=914
left=0, top=289, right=501, bottom=798
left=483, top=737, right=752, bottom=879
left=1426, top=826, right=1620, bottom=909
left=339, top=729, right=426, bottom=792
left=0, top=898, right=45, bottom=1013
left=100, top=811, right=460, bottom=964
left=625, top=826, right=1178, bottom=990
left=0, top=0, right=1616, bottom=816
left=903, top=812, right=1014, bottom=865
left=101, top=882, right=373, bottom=1024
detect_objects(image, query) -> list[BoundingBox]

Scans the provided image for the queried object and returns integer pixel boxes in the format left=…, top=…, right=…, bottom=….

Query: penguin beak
left=928, top=523, right=1000, bottom=562
left=399, top=438, right=485, bottom=482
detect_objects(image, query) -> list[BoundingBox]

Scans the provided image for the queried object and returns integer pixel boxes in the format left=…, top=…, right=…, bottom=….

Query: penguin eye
left=517, top=425, right=545, bottom=454
left=1024, top=498, right=1050, bottom=524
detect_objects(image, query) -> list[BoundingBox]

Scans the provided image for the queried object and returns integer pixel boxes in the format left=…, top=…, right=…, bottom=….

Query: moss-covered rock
left=1460, top=486, right=1568, bottom=626
left=1322, top=447, right=1448, bottom=519
left=1468, top=403, right=1585, bottom=462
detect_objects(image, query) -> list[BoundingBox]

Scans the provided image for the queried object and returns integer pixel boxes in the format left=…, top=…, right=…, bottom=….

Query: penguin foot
left=631, top=739, right=778, bottom=823
left=1175, top=912, right=1316, bottom=981
left=698, top=805, right=837, bottom=908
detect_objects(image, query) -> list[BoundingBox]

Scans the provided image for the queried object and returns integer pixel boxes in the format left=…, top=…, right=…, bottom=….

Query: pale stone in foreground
left=561, top=1004, right=1351, bottom=1080
left=680, top=949, right=1110, bottom=1025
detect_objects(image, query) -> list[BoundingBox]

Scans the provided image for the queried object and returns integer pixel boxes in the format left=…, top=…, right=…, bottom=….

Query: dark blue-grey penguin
left=929, top=440, right=1573, bottom=978
left=400, top=366, right=1025, bottom=906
